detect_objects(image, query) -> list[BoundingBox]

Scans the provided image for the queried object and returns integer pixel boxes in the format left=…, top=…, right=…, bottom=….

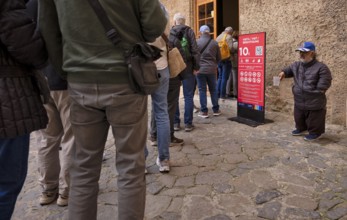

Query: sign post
left=230, top=32, right=267, bottom=126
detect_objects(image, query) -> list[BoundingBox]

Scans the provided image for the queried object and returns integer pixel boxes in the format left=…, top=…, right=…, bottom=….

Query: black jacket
left=283, top=59, right=332, bottom=110
left=26, top=0, right=67, bottom=90
left=0, top=0, right=48, bottom=138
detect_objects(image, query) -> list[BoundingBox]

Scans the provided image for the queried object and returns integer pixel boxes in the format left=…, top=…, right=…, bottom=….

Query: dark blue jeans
left=196, top=73, right=219, bottom=113
left=180, top=74, right=196, bottom=125
left=217, top=60, right=231, bottom=99
left=0, top=134, right=30, bottom=220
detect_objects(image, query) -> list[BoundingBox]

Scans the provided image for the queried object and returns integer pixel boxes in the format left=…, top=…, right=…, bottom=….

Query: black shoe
left=170, top=136, right=184, bottom=146
left=291, top=129, right=306, bottom=136
left=174, top=123, right=181, bottom=131
left=184, top=124, right=195, bottom=132
left=304, top=133, right=321, bottom=141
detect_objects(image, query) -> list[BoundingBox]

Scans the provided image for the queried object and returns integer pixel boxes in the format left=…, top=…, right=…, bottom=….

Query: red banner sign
left=238, top=32, right=266, bottom=110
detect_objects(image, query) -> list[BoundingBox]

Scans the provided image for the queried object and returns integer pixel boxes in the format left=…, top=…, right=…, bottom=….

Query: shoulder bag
left=161, top=34, right=186, bottom=78
left=87, top=0, right=161, bottom=95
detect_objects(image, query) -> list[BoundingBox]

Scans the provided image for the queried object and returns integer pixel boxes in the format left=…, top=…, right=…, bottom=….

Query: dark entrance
left=216, top=0, right=239, bottom=35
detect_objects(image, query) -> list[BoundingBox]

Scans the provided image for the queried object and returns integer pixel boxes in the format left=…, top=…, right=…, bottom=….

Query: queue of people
left=0, top=0, right=332, bottom=219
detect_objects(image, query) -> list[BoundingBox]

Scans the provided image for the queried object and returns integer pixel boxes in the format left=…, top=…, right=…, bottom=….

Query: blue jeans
left=0, top=134, right=30, bottom=220
left=217, top=60, right=231, bottom=98
left=196, top=73, right=219, bottom=113
left=146, top=67, right=170, bottom=161
left=174, top=102, right=180, bottom=125
left=178, top=74, right=196, bottom=125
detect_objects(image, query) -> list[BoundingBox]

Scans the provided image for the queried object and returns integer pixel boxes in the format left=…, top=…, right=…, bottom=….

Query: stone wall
left=160, top=1, right=193, bottom=29
left=239, top=0, right=347, bottom=126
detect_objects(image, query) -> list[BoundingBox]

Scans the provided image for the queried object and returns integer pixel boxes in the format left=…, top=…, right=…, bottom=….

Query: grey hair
left=173, top=13, right=186, bottom=25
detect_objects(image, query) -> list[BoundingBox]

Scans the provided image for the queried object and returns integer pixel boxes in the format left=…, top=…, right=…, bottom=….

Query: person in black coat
left=279, top=41, right=332, bottom=141
left=0, top=0, right=48, bottom=219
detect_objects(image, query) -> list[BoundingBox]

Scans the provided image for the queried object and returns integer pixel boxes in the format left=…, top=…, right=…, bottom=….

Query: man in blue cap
left=196, top=25, right=221, bottom=118
left=278, top=41, right=332, bottom=141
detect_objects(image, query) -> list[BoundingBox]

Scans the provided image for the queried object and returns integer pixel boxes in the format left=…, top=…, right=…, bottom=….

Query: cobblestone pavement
left=12, top=96, right=347, bottom=220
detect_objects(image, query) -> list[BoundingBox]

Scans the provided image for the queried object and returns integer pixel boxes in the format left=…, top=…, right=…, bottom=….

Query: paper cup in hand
left=273, top=76, right=280, bottom=86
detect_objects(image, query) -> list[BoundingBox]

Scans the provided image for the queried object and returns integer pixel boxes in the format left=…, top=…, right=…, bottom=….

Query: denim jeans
left=180, top=73, right=196, bottom=125
left=196, top=73, right=219, bottom=113
left=147, top=67, right=170, bottom=161
left=217, top=60, right=231, bottom=98
left=174, top=102, right=180, bottom=125
left=151, top=76, right=181, bottom=139
left=0, top=134, right=30, bottom=220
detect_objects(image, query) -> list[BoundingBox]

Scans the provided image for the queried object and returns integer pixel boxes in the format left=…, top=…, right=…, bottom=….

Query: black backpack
left=171, top=27, right=191, bottom=61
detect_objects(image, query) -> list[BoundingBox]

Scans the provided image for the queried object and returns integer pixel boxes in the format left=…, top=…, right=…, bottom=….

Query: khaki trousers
left=37, top=90, right=74, bottom=197
left=68, top=82, right=147, bottom=220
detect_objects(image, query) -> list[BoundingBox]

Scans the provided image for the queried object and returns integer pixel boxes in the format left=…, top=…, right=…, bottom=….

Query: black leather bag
left=88, top=0, right=161, bottom=95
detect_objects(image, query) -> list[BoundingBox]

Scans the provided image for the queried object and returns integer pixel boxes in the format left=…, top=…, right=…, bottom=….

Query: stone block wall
left=160, top=1, right=193, bottom=29
left=239, top=0, right=347, bottom=126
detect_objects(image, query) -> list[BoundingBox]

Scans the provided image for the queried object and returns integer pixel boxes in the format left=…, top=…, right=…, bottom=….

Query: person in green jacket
left=39, top=0, right=167, bottom=219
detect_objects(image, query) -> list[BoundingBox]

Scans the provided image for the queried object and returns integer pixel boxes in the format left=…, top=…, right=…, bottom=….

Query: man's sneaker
left=198, top=112, right=209, bottom=118
left=174, top=123, right=181, bottom=131
left=291, top=129, right=306, bottom=136
left=170, top=136, right=184, bottom=146
left=156, top=157, right=170, bottom=173
left=304, top=134, right=321, bottom=141
left=184, top=124, right=195, bottom=132
left=149, top=136, right=157, bottom=146
left=213, top=110, right=222, bottom=116
left=39, top=192, right=58, bottom=205
left=57, top=195, right=68, bottom=207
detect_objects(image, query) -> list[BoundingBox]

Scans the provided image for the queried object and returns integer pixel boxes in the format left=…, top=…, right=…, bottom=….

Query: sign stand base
left=228, top=117, right=273, bottom=127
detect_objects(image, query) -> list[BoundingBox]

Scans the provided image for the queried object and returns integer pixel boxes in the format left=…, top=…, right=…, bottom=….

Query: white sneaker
left=213, top=110, right=222, bottom=116
left=39, top=192, right=58, bottom=205
left=57, top=195, right=68, bottom=207
left=156, top=157, right=170, bottom=173
left=198, top=112, right=209, bottom=118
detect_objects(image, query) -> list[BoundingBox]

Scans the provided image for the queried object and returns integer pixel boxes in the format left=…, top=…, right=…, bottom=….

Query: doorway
left=216, top=0, right=239, bottom=35
left=196, top=0, right=239, bottom=38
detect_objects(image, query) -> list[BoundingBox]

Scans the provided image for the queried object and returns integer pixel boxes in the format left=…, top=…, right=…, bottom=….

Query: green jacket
left=39, top=0, right=167, bottom=84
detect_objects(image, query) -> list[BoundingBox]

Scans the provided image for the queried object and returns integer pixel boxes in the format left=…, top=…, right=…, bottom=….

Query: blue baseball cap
left=296, top=41, right=316, bottom=52
left=199, top=25, right=210, bottom=33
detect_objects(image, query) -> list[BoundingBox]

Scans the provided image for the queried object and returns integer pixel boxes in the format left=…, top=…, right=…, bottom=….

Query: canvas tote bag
left=161, top=34, right=186, bottom=78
